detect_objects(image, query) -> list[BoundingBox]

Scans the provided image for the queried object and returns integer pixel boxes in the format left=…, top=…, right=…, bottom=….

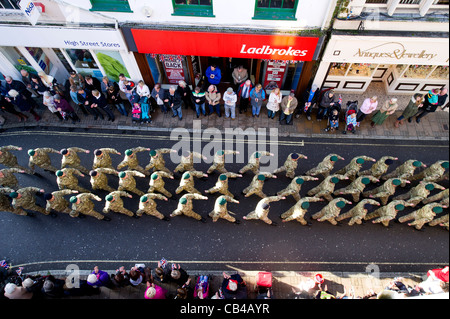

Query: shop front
left=121, top=27, right=321, bottom=96
left=314, top=34, right=449, bottom=95
left=0, top=25, right=140, bottom=85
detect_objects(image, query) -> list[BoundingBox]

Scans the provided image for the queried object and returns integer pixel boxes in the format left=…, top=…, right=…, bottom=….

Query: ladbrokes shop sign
left=121, top=28, right=320, bottom=61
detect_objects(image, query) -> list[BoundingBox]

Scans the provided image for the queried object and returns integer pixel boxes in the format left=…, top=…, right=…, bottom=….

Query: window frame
left=89, top=0, right=133, bottom=13
left=171, top=0, right=215, bottom=18
left=253, top=0, right=299, bottom=20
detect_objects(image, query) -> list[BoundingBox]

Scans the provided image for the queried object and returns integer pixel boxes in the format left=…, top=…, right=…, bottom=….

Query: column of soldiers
left=1, top=144, right=449, bottom=231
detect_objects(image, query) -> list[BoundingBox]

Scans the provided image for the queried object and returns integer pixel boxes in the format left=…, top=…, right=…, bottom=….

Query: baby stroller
left=324, top=101, right=342, bottom=132
left=194, top=275, right=210, bottom=299
left=131, top=102, right=142, bottom=123
left=139, top=97, right=152, bottom=124
left=343, top=100, right=358, bottom=134
left=255, top=272, right=274, bottom=299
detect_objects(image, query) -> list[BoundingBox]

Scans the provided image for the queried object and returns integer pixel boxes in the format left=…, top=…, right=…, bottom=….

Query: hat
left=87, top=274, right=98, bottom=285
left=356, top=158, right=365, bottom=165
left=217, top=150, right=225, bottom=156
left=44, top=193, right=53, bottom=201
left=255, top=152, right=261, bottom=159
left=106, top=195, right=114, bottom=202
left=291, top=153, right=299, bottom=160
left=28, top=149, right=35, bottom=156
left=219, top=197, right=227, bottom=205
left=43, top=279, right=54, bottom=292
left=330, top=155, right=339, bottom=162
left=295, top=178, right=304, bottom=185
left=140, top=196, right=148, bottom=203
left=150, top=150, right=157, bottom=157
left=69, top=196, right=78, bottom=203
left=425, top=184, right=435, bottom=191
left=301, top=202, right=310, bottom=209
left=441, top=161, right=449, bottom=169
left=361, top=177, right=371, bottom=185
left=56, top=170, right=64, bottom=177
left=330, top=177, right=340, bottom=184
left=94, top=149, right=102, bottom=156
left=262, top=203, right=270, bottom=210
left=183, top=173, right=191, bottom=180
left=9, top=192, right=18, bottom=198
left=257, top=174, right=266, bottom=181
left=336, top=201, right=346, bottom=208
left=392, top=179, right=401, bottom=186
left=363, top=203, right=372, bottom=210
left=22, top=278, right=34, bottom=288
left=413, top=161, right=422, bottom=167
left=4, top=283, right=17, bottom=295
left=151, top=174, right=158, bottom=180
left=125, top=149, right=133, bottom=156
left=119, top=172, right=127, bottom=178
left=394, top=204, right=405, bottom=211
left=219, top=174, right=228, bottom=181
left=145, top=287, right=157, bottom=299
left=432, top=206, right=443, bottom=214
left=385, top=159, right=394, bottom=165
left=180, top=198, right=188, bottom=205
left=60, top=149, right=68, bottom=155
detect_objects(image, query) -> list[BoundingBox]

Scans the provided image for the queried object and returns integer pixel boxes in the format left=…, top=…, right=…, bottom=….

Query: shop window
left=94, top=50, right=130, bottom=82
left=253, top=0, right=298, bottom=20
left=328, top=63, right=350, bottom=77
left=63, top=49, right=103, bottom=80
left=401, top=65, right=435, bottom=79
left=172, top=0, right=215, bottom=17
left=0, top=47, right=37, bottom=74
left=347, top=63, right=377, bottom=77
left=0, top=0, right=20, bottom=10
left=429, top=65, right=449, bottom=80
left=89, top=0, right=133, bottom=13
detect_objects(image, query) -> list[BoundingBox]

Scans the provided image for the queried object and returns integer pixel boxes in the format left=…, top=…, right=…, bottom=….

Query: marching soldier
left=364, top=200, right=412, bottom=227
left=89, top=168, right=118, bottom=193
left=242, top=172, right=277, bottom=199
left=362, top=178, right=410, bottom=205
left=69, top=193, right=110, bottom=221
left=399, top=203, right=448, bottom=231
left=311, top=197, right=352, bottom=226
left=10, top=187, right=48, bottom=216
left=60, top=147, right=91, bottom=175
left=334, top=176, right=379, bottom=202
left=170, top=193, right=208, bottom=223
left=429, top=212, right=449, bottom=231
left=423, top=188, right=449, bottom=206
left=273, top=153, right=308, bottom=179
left=44, top=190, right=78, bottom=216
left=0, top=168, right=25, bottom=189
left=280, top=196, right=324, bottom=225
left=103, top=191, right=134, bottom=217
left=336, top=199, right=381, bottom=226
left=335, top=156, right=376, bottom=181
left=92, top=148, right=121, bottom=170
left=28, top=148, right=60, bottom=173
left=145, top=148, right=177, bottom=175
left=205, top=172, right=242, bottom=198
left=306, top=154, right=345, bottom=178
left=307, top=174, right=349, bottom=202
left=175, top=171, right=208, bottom=195
left=243, top=195, right=285, bottom=226
left=409, top=160, right=449, bottom=183
left=0, top=145, right=30, bottom=172
left=174, top=151, right=207, bottom=174
left=209, top=195, right=240, bottom=224
left=277, top=176, right=319, bottom=202
left=382, top=160, right=426, bottom=184
left=393, top=182, right=446, bottom=208
left=239, top=151, right=274, bottom=175
left=207, top=150, right=240, bottom=174
left=0, top=187, right=27, bottom=216
left=136, top=193, right=169, bottom=221
left=118, top=170, right=146, bottom=196
left=359, top=156, right=398, bottom=179
left=56, top=168, right=90, bottom=193
left=148, top=171, right=174, bottom=198
left=117, top=147, right=151, bottom=176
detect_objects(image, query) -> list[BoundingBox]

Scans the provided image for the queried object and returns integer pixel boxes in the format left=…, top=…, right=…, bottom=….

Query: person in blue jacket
left=206, top=65, right=222, bottom=86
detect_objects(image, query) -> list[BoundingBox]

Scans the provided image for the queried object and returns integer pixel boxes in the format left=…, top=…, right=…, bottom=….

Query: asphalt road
left=0, top=127, right=448, bottom=274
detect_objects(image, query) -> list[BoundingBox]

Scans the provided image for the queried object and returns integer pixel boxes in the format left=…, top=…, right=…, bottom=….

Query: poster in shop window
left=164, top=59, right=185, bottom=84
left=263, top=61, right=287, bottom=90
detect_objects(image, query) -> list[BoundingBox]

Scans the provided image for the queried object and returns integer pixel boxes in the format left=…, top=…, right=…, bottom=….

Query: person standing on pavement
left=250, top=84, right=265, bottom=118
left=7, top=89, right=41, bottom=122
left=415, top=88, right=443, bottom=123
left=356, top=96, right=378, bottom=124
left=191, top=86, right=207, bottom=118
left=317, top=90, right=335, bottom=122
left=54, top=94, right=81, bottom=124
left=232, top=65, right=248, bottom=89
left=43, top=91, right=64, bottom=121
left=370, top=98, right=399, bottom=127
left=266, top=88, right=282, bottom=120
left=205, top=65, right=222, bottom=88
left=107, top=84, right=128, bottom=117
left=395, top=93, right=423, bottom=127
left=237, top=80, right=253, bottom=114
left=296, top=84, right=319, bottom=121
left=168, top=86, right=183, bottom=120
left=223, top=87, right=237, bottom=120
left=205, top=84, right=222, bottom=117
left=177, top=80, right=193, bottom=110
left=280, top=91, right=298, bottom=125
left=151, top=83, right=168, bottom=114
left=91, top=90, right=115, bottom=122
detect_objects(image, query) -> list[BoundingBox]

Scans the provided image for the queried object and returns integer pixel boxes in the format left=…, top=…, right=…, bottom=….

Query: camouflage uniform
left=89, top=168, right=118, bottom=193
left=239, top=151, right=273, bottom=175
left=207, top=150, right=239, bottom=174
left=61, top=147, right=91, bottom=175
left=28, top=148, right=60, bottom=173
left=409, top=160, right=449, bottom=183
left=423, top=188, right=449, bottom=206
left=334, top=176, right=379, bottom=202
left=70, top=193, right=105, bottom=220
left=429, top=213, right=449, bottom=230
left=399, top=203, right=448, bottom=230
left=117, top=147, right=151, bottom=176
left=280, top=196, right=324, bottom=225
left=170, top=193, right=208, bottom=222
left=205, top=172, right=242, bottom=198
left=10, top=187, right=47, bottom=216
left=307, top=174, right=349, bottom=202
left=145, top=148, right=175, bottom=175
left=136, top=193, right=169, bottom=220
left=0, top=145, right=30, bottom=172
left=362, top=178, right=409, bottom=205
left=0, top=187, right=26, bottom=216
left=336, top=199, right=381, bottom=226
left=174, top=151, right=206, bottom=173
left=242, top=172, right=277, bottom=199
left=118, top=170, right=146, bottom=196
left=359, top=156, right=398, bottom=179
left=311, top=197, right=352, bottom=225
left=364, top=200, right=412, bottom=227
left=244, top=195, right=285, bottom=226
left=175, top=171, right=207, bottom=195
left=273, top=153, right=308, bottom=179
left=93, top=148, right=121, bottom=170
left=56, top=168, right=90, bottom=193
left=277, top=176, right=319, bottom=202
left=103, top=191, right=134, bottom=217
left=306, top=154, right=345, bottom=178
left=209, top=195, right=240, bottom=224
left=382, top=160, right=426, bottom=184
left=0, top=168, right=24, bottom=189
left=393, top=182, right=446, bottom=208
left=148, top=171, right=174, bottom=198
left=335, top=156, right=376, bottom=181
left=45, top=190, right=78, bottom=215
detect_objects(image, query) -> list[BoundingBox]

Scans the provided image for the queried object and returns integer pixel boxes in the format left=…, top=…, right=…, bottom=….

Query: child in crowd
left=325, top=108, right=340, bottom=132
left=132, top=102, right=142, bottom=124
left=344, top=110, right=357, bottom=134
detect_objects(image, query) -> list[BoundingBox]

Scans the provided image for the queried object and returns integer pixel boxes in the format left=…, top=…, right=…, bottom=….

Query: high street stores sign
left=126, top=29, right=320, bottom=61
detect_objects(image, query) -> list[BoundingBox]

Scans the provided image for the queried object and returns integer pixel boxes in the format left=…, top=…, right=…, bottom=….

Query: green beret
left=219, top=197, right=227, bottom=205
left=105, top=195, right=114, bottom=202
left=119, top=172, right=127, bottom=178
left=183, top=173, right=191, bottom=180
left=432, top=206, right=443, bottom=214
left=392, top=179, right=401, bottom=186
left=140, top=196, right=148, bottom=203
left=219, top=174, right=228, bottom=181
left=413, top=161, right=422, bottom=167
left=395, top=204, right=405, bottom=211
left=151, top=174, right=158, bottom=180
left=361, top=177, right=371, bottom=185
left=301, top=202, right=310, bottom=209
left=27, top=149, right=35, bottom=156
left=150, top=150, right=157, bottom=157
left=56, top=170, right=64, bottom=177
left=69, top=196, right=78, bottom=203
left=9, top=192, right=18, bottom=198
left=330, top=155, right=339, bottom=162
left=441, top=161, right=449, bottom=169
left=330, top=177, right=339, bottom=184
left=356, top=158, right=365, bottom=164
left=425, top=184, right=435, bottom=191
left=180, top=198, right=188, bottom=205
left=336, top=201, right=346, bottom=208
left=295, top=178, right=304, bottom=185
left=257, top=174, right=266, bottom=181
left=217, top=150, right=225, bottom=156
left=255, top=152, right=261, bottom=159
left=125, top=150, right=133, bottom=156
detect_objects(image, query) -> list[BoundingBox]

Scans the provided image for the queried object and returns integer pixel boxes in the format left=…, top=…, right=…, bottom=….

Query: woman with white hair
left=205, top=84, right=221, bottom=117
left=7, top=89, right=41, bottom=122
left=3, top=283, right=33, bottom=299
left=370, top=98, right=399, bottom=127
left=43, top=91, right=63, bottom=121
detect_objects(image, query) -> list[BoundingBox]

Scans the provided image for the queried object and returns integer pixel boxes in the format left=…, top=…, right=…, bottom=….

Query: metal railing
left=0, top=0, right=20, bottom=10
